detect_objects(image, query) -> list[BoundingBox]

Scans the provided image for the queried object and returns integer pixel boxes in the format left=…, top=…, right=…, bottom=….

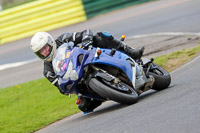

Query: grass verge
left=154, top=45, right=200, bottom=72
left=0, top=45, right=200, bottom=133
left=0, top=78, right=80, bottom=133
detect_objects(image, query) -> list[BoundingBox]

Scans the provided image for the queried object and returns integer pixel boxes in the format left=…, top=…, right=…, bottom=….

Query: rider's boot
left=77, top=96, right=102, bottom=113
left=116, top=41, right=145, bottom=60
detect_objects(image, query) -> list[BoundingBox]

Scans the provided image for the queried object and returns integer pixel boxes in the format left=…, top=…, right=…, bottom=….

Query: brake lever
left=52, top=78, right=58, bottom=85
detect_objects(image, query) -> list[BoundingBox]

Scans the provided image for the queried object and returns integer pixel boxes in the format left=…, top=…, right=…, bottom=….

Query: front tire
left=89, top=78, right=138, bottom=104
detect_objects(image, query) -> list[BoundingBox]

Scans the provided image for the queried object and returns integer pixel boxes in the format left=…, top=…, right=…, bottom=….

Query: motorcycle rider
left=30, top=29, right=144, bottom=112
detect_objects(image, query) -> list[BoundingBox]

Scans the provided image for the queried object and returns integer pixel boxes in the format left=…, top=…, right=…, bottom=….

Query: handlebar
left=46, top=71, right=59, bottom=85
left=81, top=41, right=93, bottom=49
left=52, top=78, right=58, bottom=85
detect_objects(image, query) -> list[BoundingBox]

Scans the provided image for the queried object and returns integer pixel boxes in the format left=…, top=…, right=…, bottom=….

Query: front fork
left=131, top=61, right=155, bottom=94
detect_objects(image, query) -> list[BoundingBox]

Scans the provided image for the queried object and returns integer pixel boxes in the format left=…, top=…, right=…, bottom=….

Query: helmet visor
left=35, top=43, right=53, bottom=59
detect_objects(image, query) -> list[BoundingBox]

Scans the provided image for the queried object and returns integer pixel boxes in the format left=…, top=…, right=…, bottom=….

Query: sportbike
left=51, top=36, right=171, bottom=109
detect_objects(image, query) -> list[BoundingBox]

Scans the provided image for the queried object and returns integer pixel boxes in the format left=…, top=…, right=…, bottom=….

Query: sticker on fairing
left=66, top=52, right=70, bottom=58
left=62, top=63, right=67, bottom=71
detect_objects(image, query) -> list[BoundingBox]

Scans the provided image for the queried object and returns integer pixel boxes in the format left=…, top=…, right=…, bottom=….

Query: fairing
left=52, top=44, right=134, bottom=95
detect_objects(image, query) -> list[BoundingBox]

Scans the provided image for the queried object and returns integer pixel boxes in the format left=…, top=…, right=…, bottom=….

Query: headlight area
left=63, top=60, right=79, bottom=81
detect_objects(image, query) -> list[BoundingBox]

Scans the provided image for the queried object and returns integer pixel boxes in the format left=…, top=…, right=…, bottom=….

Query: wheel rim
left=101, top=79, right=135, bottom=95
left=150, top=63, right=168, bottom=76
left=152, top=68, right=165, bottom=76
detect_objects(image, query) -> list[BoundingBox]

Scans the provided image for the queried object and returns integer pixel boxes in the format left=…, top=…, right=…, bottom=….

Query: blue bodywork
left=54, top=46, right=133, bottom=96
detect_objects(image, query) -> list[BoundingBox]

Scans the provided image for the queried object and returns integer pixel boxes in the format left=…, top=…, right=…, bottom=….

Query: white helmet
left=30, top=32, right=56, bottom=62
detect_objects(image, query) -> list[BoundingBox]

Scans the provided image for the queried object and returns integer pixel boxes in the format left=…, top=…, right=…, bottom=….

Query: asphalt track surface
left=1, top=0, right=200, bottom=88
left=1, top=0, right=200, bottom=132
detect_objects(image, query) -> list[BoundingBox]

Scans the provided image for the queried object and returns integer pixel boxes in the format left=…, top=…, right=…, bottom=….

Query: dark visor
left=35, top=43, right=53, bottom=59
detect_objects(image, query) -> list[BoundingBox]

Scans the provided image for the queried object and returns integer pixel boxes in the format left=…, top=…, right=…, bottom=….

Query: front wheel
left=88, top=78, right=138, bottom=104
left=149, top=63, right=171, bottom=91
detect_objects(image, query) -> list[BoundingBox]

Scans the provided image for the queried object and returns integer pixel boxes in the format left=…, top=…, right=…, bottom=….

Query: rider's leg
left=77, top=96, right=102, bottom=113
left=117, top=41, right=145, bottom=60
left=93, top=32, right=145, bottom=60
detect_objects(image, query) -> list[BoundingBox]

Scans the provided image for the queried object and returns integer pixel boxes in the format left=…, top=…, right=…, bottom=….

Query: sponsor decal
left=62, top=63, right=67, bottom=71
left=66, top=52, right=71, bottom=58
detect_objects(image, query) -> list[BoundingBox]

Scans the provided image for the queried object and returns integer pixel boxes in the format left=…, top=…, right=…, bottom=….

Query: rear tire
left=89, top=78, right=138, bottom=104
left=149, top=63, right=171, bottom=91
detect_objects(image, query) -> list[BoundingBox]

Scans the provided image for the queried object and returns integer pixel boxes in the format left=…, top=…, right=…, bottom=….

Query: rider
left=30, top=29, right=144, bottom=112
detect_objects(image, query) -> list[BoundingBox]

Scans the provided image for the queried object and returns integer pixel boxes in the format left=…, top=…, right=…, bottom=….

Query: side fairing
left=89, top=48, right=133, bottom=82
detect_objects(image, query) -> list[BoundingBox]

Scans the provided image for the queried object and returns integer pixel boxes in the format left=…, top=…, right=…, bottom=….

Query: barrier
left=0, top=0, right=150, bottom=45
left=82, top=0, right=150, bottom=18
left=0, top=0, right=86, bottom=45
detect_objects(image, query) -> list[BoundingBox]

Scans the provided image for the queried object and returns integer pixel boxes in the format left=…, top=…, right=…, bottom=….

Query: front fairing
left=60, top=49, right=95, bottom=94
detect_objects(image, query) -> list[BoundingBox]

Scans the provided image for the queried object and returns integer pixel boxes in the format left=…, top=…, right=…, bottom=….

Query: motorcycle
left=51, top=36, right=171, bottom=111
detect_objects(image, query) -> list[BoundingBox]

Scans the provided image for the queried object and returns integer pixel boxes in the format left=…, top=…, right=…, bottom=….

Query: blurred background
left=0, top=0, right=150, bottom=45
left=0, top=0, right=35, bottom=10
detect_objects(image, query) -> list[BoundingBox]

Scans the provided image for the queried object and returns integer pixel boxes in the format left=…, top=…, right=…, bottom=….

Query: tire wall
left=0, top=0, right=150, bottom=45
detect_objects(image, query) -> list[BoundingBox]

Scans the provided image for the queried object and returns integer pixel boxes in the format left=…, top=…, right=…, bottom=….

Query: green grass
left=0, top=78, right=80, bottom=133
left=154, top=45, right=200, bottom=72
left=1, top=45, right=200, bottom=133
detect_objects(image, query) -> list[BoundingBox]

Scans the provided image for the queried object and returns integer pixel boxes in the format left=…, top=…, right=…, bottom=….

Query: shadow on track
left=139, top=85, right=175, bottom=101
left=74, top=85, right=175, bottom=121
left=76, top=102, right=128, bottom=120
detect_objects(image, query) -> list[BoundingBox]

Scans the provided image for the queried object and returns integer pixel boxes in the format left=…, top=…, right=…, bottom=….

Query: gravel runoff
left=125, top=32, right=200, bottom=58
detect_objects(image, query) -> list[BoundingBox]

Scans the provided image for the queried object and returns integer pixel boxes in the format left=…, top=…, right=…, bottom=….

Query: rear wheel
left=89, top=78, right=138, bottom=104
left=149, top=63, right=171, bottom=91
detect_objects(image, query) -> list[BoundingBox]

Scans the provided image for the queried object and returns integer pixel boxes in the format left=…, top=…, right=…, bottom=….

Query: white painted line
left=128, top=32, right=200, bottom=39
left=0, top=58, right=39, bottom=71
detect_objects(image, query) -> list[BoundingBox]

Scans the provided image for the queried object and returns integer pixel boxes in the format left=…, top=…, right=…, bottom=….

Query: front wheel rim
left=101, top=79, right=135, bottom=95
